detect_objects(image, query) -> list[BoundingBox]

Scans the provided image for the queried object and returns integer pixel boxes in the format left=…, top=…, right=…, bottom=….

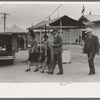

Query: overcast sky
left=0, top=2, right=100, bottom=31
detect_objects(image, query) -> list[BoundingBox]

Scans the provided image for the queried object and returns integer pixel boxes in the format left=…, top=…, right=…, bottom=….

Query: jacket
left=83, top=35, right=99, bottom=54
left=52, top=34, right=63, bottom=55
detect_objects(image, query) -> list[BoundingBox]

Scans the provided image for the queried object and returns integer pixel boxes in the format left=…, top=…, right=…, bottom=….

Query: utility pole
left=0, top=12, right=10, bottom=31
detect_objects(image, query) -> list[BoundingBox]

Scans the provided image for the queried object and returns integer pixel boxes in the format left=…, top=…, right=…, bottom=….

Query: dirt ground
left=0, top=45, right=100, bottom=83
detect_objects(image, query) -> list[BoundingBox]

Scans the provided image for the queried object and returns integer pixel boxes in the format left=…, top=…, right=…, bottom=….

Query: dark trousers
left=87, top=52, right=95, bottom=73
left=49, top=53, right=63, bottom=73
left=20, top=45, right=24, bottom=50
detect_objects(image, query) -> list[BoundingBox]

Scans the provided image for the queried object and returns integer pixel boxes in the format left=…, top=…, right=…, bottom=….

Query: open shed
left=29, top=15, right=85, bottom=45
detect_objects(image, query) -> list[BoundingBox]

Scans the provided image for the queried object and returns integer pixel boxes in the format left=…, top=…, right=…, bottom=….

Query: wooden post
left=69, top=29, right=71, bottom=51
left=45, top=25, right=47, bottom=34
left=60, top=19, right=62, bottom=37
left=69, top=29, right=73, bottom=51
left=26, top=35, right=28, bottom=50
left=40, top=28, right=42, bottom=53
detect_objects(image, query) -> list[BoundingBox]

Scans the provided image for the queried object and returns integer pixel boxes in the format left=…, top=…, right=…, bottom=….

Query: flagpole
left=81, top=5, right=85, bottom=15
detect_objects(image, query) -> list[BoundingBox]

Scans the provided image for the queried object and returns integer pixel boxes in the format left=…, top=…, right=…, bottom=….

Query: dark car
left=0, top=32, right=15, bottom=64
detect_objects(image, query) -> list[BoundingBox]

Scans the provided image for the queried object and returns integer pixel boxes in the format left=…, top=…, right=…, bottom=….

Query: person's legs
left=57, top=54, right=63, bottom=74
left=40, top=61, right=48, bottom=73
left=22, top=44, right=24, bottom=50
left=34, top=62, right=39, bottom=72
left=79, top=41, right=80, bottom=45
left=25, top=61, right=31, bottom=72
left=20, top=45, right=22, bottom=50
left=47, top=54, right=57, bottom=74
left=39, top=52, right=45, bottom=68
left=87, top=52, right=95, bottom=75
left=34, top=53, right=40, bottom=72
left=47, top=49, right=51, bottom=70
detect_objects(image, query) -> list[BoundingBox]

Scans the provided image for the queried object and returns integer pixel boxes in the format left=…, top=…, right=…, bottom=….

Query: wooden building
left=79, top=15, right=100, bottom=41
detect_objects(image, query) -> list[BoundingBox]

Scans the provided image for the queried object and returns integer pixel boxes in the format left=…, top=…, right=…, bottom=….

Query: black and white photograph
left=0, top=2, right=100, bottom=83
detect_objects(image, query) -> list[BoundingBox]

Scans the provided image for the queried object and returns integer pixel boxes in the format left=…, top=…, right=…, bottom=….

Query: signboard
left=62, top=50, right=71, bottom=64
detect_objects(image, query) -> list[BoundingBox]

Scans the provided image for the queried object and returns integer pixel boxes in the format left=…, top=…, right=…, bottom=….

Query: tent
left=4, top=24, right=29, bottom=52
left=4, top=24, right=28, bottom=34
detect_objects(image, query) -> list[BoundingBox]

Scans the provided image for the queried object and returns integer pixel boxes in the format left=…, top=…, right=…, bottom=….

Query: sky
left=0, top=2, right=100, bottom=32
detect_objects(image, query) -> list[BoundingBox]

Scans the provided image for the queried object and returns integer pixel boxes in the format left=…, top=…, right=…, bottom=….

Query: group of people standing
left=25, top=27, right=100, bottom=76
left=25, top=29, right=63, bottom=75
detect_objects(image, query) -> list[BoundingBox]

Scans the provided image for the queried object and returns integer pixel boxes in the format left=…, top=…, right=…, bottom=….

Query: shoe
left=92, top=72, right=95, bottom=74
left=34, top=68, right=39, bottom=72
left=47, top=71, right=53, bottom=74
left=56, top=72, right=63, bottom=75
left=40, top=70, right=44, bottom=73
left=25, top=69, right=31, bottom=72
left=39, top=66, right=42, bottom=69
left=88, top=72, right=95, bottom=75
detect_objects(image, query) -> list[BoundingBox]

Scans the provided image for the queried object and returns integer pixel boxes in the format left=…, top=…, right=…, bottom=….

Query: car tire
left=9, top=59, right=14, bottom=65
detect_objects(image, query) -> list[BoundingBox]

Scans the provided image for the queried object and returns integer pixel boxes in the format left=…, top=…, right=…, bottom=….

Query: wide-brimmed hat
left=85, top=28, right=92, bottom=33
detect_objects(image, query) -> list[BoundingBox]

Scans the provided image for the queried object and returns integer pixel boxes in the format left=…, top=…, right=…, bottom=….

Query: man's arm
left=82, top=39, right=87, bottom=54
left=95, top=36, right=99, bottom=54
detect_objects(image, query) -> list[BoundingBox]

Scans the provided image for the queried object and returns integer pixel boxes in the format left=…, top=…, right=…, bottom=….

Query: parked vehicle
left=0, top=33, right=15, bottom=64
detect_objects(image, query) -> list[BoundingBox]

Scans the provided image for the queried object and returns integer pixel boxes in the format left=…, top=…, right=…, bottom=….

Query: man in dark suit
left=83, top=28, right=99, bottom=75
left=47, top=29, right=63, bottom=75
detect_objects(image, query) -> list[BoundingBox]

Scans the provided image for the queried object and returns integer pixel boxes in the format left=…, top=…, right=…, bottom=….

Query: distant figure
left=82, top=28, right=99, bottom=75
left=78, top=35, right=82, bottom=45
left=75, top=39, right=78, bottom=45
left=20, top=36, right=24, bottom=50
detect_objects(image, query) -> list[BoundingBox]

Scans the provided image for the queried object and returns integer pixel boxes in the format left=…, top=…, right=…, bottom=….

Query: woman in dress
left=25, top=33, right=40, bottom=72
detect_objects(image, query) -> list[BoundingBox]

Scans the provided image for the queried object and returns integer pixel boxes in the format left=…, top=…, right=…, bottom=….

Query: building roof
left=29, top=15, right=85, bottom=29
left=30, top=17, right=60, bottom=29
left=79, top=15, right=100, bottom=22
left=4, top=24, right=28, bottom=34
left=0, top=32, right=12, bottom=35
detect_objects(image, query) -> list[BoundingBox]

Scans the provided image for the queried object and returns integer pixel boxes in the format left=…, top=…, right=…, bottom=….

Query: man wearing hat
left=83, top=28, right=99, bottom=75
left=47, top=29, right=63, bottom=75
